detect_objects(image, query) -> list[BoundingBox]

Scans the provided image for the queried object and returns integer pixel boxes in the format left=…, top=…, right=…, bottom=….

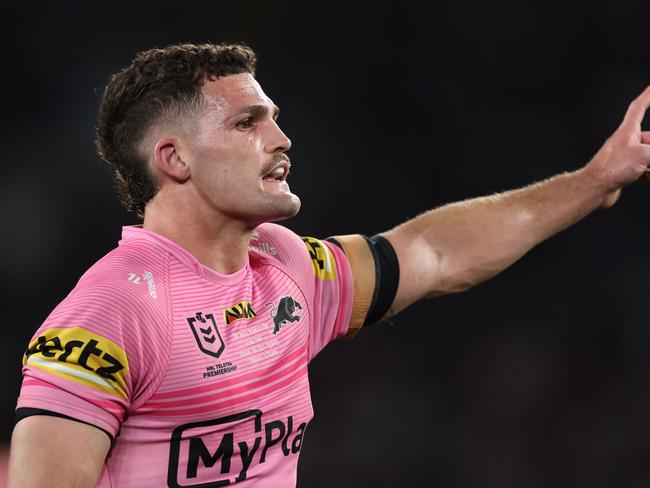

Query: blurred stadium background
left=2, top=1, right=650, bottom=486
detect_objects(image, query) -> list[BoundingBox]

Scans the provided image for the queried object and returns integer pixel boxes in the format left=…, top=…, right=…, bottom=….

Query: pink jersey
left=17, top=224, right=356, bottom=487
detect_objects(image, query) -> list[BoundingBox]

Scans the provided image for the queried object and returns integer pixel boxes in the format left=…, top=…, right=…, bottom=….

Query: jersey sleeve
left=254, top=224, right=378, bottom=361
left=299, top=235, right=357, bottom=359
left=16, top=250, right=171, bottom=440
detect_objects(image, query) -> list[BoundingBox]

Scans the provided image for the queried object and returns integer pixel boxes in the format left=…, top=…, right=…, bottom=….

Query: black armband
left=326, top=234, right=400, bottom=328
left=364, top=235, right=400, bottom=325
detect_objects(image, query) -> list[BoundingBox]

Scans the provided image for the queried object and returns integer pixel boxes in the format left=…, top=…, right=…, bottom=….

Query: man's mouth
left=263, top=160, right=290, bottom=182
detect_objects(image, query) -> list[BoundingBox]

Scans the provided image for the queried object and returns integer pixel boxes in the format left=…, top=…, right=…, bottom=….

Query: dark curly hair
left=96, top=42, right=257, bottom=217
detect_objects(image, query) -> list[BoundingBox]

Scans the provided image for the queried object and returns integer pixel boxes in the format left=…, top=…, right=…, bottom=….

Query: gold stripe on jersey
left=329, top=234, right=376, bottom=338
left=23, top=327, right=129, bottom=399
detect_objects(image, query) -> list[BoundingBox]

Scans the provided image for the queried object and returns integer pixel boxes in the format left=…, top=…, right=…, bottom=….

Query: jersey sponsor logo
left=143, top=270, right=158, bottom=299
left=266, top=296, right=302, bottom=335
left=127, top=273, right=141, bottom=284
left=223, top=301, right=257, bottom=326
left=187, top=312, right=225, bottom=359
left=23, top=327, right=129, bottom=398
left=167, top=410, right=307, bottom=487
left=127, top=270, right=158, bottom=299
left=301, top=237, right=337, bottom=280
left=249, top=230, right=278, bottom=256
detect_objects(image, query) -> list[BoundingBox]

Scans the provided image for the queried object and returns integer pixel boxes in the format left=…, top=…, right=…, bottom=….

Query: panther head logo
left=266, top=296, right=302, bottom=335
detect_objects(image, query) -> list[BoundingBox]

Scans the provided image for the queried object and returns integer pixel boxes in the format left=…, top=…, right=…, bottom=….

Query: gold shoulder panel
left=329, top=234, right=376, bottom=337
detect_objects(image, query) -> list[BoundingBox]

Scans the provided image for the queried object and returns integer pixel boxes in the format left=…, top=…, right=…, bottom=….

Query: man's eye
left=236, top=119, right=254, bottom=130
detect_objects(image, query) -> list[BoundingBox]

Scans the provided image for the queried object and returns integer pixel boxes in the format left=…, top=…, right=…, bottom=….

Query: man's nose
left=265, top=121, right=292, bottom=153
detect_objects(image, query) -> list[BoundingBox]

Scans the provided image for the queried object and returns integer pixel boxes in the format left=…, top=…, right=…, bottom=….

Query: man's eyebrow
left=227, top=104, right=280, bottom=120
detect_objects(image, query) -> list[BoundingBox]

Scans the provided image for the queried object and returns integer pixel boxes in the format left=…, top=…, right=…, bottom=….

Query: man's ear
left=153, top=137, right=190, bottom=182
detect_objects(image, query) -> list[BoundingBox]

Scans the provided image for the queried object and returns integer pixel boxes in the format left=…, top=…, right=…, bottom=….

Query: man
left=7, top=42, right=650, bottom=487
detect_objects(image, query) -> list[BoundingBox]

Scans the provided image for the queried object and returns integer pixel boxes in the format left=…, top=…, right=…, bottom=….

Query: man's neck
left=142, top=195, right=253, bottom=276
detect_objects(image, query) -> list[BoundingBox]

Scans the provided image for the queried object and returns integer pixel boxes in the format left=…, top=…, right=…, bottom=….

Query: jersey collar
left=119, top=225, right=250, bottom=286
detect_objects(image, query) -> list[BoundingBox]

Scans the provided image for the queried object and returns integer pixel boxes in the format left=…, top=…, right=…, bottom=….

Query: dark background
left=2, top=1, right=650, bottom=487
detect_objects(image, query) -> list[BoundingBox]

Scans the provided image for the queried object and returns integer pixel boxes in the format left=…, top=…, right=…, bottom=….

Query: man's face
left=183, top=72, right=300, bottom=227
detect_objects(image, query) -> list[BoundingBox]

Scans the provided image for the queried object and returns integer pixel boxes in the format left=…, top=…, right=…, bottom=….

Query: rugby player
left=7, top=43, right=650, bottom=487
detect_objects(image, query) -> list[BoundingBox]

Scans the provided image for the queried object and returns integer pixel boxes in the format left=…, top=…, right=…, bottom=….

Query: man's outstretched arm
left=380, top=85, right=650, bottom=316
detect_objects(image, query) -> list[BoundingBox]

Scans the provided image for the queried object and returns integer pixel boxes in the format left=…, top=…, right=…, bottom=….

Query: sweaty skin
left=144, top=73, right=300, bottom=275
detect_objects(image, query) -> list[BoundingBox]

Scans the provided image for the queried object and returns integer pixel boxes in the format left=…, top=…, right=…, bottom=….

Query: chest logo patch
left=223, top=301, right=257, bottom=326
left=266, top=296, right=302, bottom=335
left=187, top=312, right=225, bottom=358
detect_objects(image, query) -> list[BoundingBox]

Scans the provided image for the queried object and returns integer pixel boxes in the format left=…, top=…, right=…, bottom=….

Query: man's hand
left=584, top=85, right=650, bottom=208
left=380, top=85, right=650, bottom=317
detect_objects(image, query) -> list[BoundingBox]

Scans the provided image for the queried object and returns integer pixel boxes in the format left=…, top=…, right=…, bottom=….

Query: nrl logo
left=187, top=312, right=225, bottom=359
left=266, top=296, right=302, bottom=335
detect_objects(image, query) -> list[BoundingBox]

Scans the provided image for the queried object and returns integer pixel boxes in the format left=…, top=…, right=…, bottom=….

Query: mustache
left=261, top=154, right=291, bottom=176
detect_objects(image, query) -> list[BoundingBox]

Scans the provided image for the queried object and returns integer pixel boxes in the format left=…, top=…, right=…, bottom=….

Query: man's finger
left=641, top=131, right=650, bottom=145
left=620, top=85, right=650, bottom=130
